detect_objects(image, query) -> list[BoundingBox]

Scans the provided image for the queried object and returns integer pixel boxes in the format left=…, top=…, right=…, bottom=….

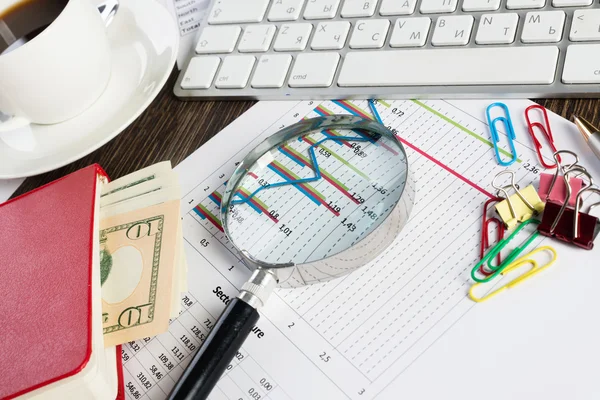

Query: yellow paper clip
left=492, top=170, right=545, bottom=229
left=469, top=246, right=557, bottom=303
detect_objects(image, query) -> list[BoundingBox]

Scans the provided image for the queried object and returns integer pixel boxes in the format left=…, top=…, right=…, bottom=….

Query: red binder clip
left=525, top=105, right=559, bottom=169
left=539, top=150, right=589, bottom=205
left=479, top=197, right=505, bottom=276
left=538, top=167, right=600, bottom=250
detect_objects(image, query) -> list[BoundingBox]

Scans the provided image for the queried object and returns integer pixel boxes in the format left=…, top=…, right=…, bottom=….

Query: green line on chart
left=303, top=136, right=370, bottom=181
left=281, top=144, right=351, bottom=190
left=377, top=100, right=391, bottom=108
left=411, top=100, right=522, bottom=163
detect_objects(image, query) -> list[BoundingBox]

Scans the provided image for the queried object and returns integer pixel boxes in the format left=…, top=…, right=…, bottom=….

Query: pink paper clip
left=525, top=105, right=559, bottom=169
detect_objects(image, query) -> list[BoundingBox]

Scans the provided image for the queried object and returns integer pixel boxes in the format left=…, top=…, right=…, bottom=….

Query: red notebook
left=0, top=165, right=124, bottom=400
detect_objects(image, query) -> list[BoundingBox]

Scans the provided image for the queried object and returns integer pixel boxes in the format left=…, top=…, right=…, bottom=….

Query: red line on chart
left=236, top=191, right=279, bottom=223
left=399, top=138, right=494, bottom=199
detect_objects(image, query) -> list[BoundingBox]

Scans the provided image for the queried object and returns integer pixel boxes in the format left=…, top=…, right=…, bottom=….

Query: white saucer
left=0, top=0, right=178, bottom=179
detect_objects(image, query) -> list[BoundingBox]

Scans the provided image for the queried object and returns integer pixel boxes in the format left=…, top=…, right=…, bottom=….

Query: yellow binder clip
left=493, top=170, right=545, bottom=229
left=469, top=246, right=557, bottom=303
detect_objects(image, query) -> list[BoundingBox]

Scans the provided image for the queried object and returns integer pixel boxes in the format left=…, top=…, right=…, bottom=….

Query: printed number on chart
left=319, top=351, right=331, bottom=362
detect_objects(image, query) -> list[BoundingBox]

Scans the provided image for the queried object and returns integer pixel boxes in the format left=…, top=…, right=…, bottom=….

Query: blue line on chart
left=231, top=135, right=372, bottom=207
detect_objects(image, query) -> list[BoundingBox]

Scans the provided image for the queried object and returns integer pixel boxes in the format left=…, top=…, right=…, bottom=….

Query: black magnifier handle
left=168, top=269, right=277, bottom=400
left=168, top=298, right=259, bottom=400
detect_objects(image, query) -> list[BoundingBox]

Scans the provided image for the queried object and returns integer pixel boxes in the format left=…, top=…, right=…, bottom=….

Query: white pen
left=573, top=115, right=600, bottom=162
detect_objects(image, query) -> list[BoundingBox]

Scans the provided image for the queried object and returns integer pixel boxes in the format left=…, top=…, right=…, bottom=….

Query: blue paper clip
left=486, top=102, right=518, bottom=167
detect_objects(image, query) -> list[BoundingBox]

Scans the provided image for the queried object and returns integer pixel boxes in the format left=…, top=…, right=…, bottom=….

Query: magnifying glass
left=169, top=114, right=414, bottom=400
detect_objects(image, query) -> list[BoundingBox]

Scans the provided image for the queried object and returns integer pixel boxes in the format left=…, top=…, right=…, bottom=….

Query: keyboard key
left=420, top=0, right=458, bottom=14
left=506, top=0, right=545, bottom=9
left=462, top=0, right=501, bottom=11
left=181, top=57, right=220, bottom=89
left=208, top=0, right=270, bottom=24
left=268, top=0, right=304, bottom=21
left=562, top=44, right=600, bottom=83
left=274, top=23, right=313, bottom=51
left=521, top=11, right=565, bottom=43
left=288, top=53, right=340, bottom=87
left=379, top=0, right=417, bottom=15
left=552, top=0, right=592, bottom=6
left=215, top=56, right=256, bottom=88
left=431, top=16, right=473, bottom=46
left=251, top=55, right=293, bottom=88
left=389, top=17, right=431, bottom=47
left=195, top=26, right=241, bottom=54
left=303, top=0, right=341, bottom=19
left=341, top=0, right=379, bottom=18
left=311, top=21, right=351, bottom=50
left=337, top=47, right=559, bottom=86
left=475, top=13, right=519, bottom=44
left=238, top=25, right=276, bottom=52
left=570, top=10, right=600, bottom=42
left=349, top=19, right=390, bottom=48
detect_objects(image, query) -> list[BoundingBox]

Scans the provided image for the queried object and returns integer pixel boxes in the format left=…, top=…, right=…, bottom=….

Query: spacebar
left=338, top=47, right=559, bottom=87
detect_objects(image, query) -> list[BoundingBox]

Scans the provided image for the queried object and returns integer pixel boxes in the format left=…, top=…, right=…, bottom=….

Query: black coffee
left=0, top=0, right=68, bottom=54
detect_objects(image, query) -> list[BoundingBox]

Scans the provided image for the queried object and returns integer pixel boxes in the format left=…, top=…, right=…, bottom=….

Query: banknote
left=100, top=164, right=187, bottom=318
left=100, top=199, right=180, bottom=347
left=100, top=161, right=172, bottom=198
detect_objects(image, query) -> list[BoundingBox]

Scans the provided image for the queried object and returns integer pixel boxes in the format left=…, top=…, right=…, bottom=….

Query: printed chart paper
left=120, top=99, right=600, bottom=400
left=166, top=0, right=210, bottom=68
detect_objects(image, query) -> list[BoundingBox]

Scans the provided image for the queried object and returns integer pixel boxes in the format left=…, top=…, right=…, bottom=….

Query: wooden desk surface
left=12, top=69, right=600, bottom=197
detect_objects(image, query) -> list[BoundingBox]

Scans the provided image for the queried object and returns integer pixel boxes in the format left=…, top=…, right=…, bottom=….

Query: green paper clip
left=471, top=219, right=541, bottom=283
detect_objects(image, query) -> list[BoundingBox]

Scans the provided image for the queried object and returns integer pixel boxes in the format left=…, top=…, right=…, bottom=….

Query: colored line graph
left=208, top=191, right=221, bottom=206
left=235, top=188, right=279, bottom=223
left=368, top=99, right=383, bottom=124
left=231, top=134, right=374, bottom=214
left=400, top=138, right=494, bottom=198
left=338, top=100, right=494, bottom=199
left=268, top=160, right=340, bottom=216
left=323, top=129, right=352, bottom=148
left=313, top=104, right=335, bottom=117
left=205, top=185, right=278, bottom=223
left=193, top=204, right=223, bottom=232
left=301, top=136, right=370, bottom=180
left=278, top=144, right=360, bottom=204
left=312, top=106, right=353, bottom=148
left=332, top=100, right=399, bottom=156
left=333, top=100, right=374, bottom=120
left=411, top=100, right=522, bottom=163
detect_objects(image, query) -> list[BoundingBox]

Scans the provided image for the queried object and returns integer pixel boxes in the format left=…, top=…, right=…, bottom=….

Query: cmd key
left=288, top=53, right=340, bottom=87
left=562, top=44, right=600, bottom=83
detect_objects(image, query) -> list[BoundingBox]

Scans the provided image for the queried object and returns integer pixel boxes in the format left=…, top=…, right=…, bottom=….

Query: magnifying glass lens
left=225, top=124, right=409, bottom=266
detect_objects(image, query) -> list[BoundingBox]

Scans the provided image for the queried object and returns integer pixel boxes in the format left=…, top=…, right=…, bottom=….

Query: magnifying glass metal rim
left=220, top=114, right=412, bottom=282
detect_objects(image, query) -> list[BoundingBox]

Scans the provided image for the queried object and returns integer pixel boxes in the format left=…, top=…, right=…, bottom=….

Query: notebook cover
left=0, top=165, right=108, bottom=399
left=116, top=345, right=125, bottom=400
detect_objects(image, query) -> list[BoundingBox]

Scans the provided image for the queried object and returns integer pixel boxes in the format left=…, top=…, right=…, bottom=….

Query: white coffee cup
left=0, top=0, right=115, bottom=132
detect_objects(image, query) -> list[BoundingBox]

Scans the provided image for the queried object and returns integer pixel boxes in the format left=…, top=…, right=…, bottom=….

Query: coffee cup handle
left=0, top=115, right=30, bottom=133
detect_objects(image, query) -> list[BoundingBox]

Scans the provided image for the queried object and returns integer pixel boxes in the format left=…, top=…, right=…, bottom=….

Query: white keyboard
left=174, top=0, right=600, bottom=100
